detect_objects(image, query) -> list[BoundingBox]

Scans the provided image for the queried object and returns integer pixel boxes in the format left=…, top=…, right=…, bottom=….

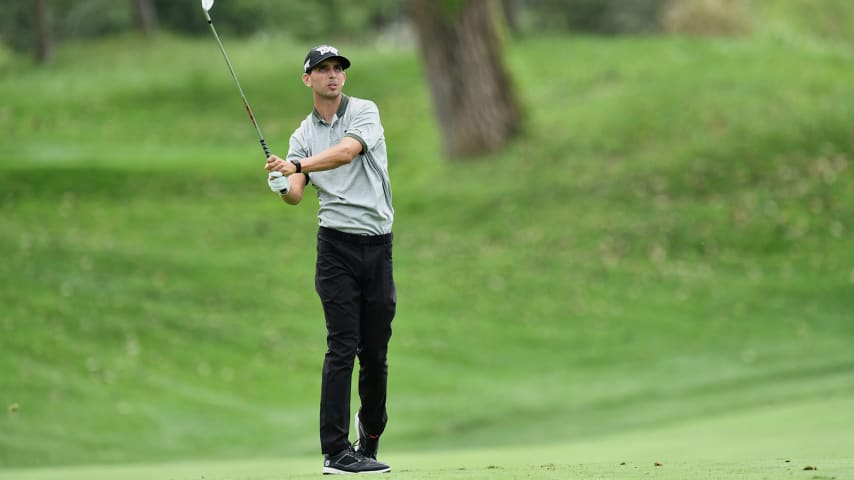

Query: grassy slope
left=1, top=9, right=853, bottom=475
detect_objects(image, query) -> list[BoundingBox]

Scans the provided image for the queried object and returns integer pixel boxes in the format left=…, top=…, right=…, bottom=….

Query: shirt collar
left=312, top=95, right=350, bottom=125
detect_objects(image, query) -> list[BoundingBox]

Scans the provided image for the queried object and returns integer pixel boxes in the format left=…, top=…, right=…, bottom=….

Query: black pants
left=316, top=227, right=396, bottom=455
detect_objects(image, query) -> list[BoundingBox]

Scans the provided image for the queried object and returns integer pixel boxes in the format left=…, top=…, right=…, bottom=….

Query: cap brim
left=307, top=54, right=351, bottom=72
left=335, top=56, right=351, bottom=69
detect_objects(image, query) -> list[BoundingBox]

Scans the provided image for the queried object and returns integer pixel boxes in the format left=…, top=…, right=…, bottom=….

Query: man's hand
left=265, top=155, right=298, bottom=176
left=268, top=171, right=290, bottom=194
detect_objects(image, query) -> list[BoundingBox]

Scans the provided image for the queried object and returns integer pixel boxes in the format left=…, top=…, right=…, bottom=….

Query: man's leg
left=316, top=235, right=361, bottom=455
left=357, top=239, right=396, bottom=443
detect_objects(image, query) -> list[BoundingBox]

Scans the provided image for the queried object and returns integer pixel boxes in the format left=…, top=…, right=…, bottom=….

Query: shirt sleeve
left=344, top=100, right=384, bottom=154
left=286, top=124, right=312, bottom=183
left=286, top=127, right=310, bottom=162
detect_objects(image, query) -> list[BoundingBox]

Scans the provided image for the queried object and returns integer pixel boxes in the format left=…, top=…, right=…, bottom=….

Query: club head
left=201, top=0, right=214, bottom=12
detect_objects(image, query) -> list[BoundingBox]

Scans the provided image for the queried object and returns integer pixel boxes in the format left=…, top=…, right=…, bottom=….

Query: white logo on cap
left=315, top=45, right=339, bottom=56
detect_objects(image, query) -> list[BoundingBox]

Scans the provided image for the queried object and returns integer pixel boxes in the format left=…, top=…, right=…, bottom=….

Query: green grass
left=1, top=6, right=853, bottom=478
left=2, top=396, right=852, bottom=479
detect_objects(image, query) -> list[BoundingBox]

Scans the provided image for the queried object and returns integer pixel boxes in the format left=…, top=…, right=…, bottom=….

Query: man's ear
left=302, top=73, right=311, bottom=87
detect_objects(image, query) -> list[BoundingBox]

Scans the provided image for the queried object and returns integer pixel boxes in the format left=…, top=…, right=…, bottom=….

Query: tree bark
left=410, top=0, right=523, bottom=158
left=501, top=0, right=521, bottom=35
left=34, top=0, right=52, bottom=64
left=131, top=0, right=157, bottom=36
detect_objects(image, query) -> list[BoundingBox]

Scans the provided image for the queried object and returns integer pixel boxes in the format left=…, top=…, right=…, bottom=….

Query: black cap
left=303, top=45, right=351, bottom=73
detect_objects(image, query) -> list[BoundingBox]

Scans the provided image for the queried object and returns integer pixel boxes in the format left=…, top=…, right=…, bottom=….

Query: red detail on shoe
left=368, top=434, right=379, bottom=439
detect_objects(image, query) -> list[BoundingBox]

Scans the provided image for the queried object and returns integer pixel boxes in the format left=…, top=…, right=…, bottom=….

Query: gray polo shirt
left=287, top=95, right=394, bottom=235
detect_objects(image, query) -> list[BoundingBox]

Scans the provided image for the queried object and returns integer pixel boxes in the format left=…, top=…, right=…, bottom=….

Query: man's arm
left=266, top=137, right=363, bottom=177
left=280, top=172, right=307, bottom=205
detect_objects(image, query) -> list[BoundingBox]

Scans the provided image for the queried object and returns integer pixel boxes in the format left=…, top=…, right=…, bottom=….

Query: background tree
left=131, top=0, right=157, bottom=37
left=410, top=0, right=523, bottom=158
left=34, top=0, right=52, bottom=64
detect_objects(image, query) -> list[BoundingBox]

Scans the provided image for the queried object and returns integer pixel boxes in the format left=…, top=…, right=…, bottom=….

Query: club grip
left=260, top=138, right=271, bottom=159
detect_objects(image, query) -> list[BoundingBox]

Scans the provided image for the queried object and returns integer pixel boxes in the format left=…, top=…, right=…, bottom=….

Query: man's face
left=303, top=59, right=346, bottom=98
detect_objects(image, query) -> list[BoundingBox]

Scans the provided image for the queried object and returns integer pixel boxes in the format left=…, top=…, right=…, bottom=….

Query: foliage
left=153, top=0, right=408, bottom=39
left=4, top=0, right=854, bottom=56
left=0, top=0, right=409, bottom=53
left=0, top=0, right=37, bottom=52
left=754, top=0, right=854, bottom=43
left=519, top=0, right=667, bottom=34
left=511, top=0, right=854, bottom=37
left=0, top=0, right=132, bottom=52
left=661, top=0, right=752, bottom=36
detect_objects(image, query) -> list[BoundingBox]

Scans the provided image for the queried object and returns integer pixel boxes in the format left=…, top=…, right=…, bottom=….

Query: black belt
left=318, top=226, right=392, bottom=245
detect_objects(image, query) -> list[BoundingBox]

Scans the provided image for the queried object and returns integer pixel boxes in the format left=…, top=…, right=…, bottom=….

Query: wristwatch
left=289, top=159, right=302, bottom=174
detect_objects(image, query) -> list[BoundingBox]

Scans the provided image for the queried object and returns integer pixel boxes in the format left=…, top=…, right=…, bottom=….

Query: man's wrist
left=289, top=159, right=302, bottom=174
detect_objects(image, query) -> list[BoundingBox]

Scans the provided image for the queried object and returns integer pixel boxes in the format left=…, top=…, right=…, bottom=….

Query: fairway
left=2, top=396, right=852, bottom=479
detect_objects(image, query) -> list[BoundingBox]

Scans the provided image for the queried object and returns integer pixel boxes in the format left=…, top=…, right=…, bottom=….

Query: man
left=265, top=45, right=395, bottom=475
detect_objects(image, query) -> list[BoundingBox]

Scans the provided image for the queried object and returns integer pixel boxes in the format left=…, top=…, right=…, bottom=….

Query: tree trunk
left=501, top=0, right=521, bottom=35
left=34, top=0, right=52, bottom=64
left=131, top=0, right=157, bottom=36
left=410, top=0, right=523, bottom=158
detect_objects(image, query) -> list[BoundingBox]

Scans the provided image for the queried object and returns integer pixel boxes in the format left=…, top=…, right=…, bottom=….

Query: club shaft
left=204, top=11, right=270, bottom=158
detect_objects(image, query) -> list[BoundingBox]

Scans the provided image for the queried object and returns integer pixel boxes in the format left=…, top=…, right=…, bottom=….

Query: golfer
left=264, top=45, right=395, bottom=475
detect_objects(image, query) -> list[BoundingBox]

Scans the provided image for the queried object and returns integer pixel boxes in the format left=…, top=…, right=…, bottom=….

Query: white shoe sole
left=322, top=465, right=391, bottom=474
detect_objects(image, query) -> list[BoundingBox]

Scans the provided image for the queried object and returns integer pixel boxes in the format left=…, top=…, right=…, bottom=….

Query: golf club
left=200, top=0, right=270, bottom=159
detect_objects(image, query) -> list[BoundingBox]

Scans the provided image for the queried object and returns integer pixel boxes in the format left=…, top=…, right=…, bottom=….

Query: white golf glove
left=268, top=171, right=290, bottom=195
